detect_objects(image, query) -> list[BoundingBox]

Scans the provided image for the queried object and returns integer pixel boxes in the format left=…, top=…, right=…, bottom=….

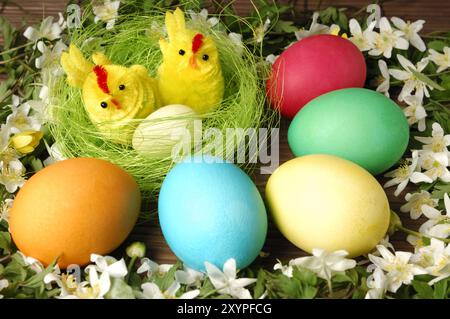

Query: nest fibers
left=48, top=9, right=276, bottom=197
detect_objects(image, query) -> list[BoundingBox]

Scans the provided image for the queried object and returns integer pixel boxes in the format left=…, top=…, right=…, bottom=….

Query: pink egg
left=267, top=34, right=367, bottom=118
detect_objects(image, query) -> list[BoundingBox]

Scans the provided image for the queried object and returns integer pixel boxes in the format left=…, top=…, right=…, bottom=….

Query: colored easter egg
left=266, top=154, right=390, bottom=257
left=132, top=104, right=199, bottom=158
left=288, top=88, right=409, bottom=175
left=158, top=155, right=267, bottom=271
left=267, top=34, right=366, bottom=118
left=9, top=158, right=141, bottom=268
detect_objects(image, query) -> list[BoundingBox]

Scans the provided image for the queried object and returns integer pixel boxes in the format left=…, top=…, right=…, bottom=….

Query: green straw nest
left=48, top=10, right=276, bottom=198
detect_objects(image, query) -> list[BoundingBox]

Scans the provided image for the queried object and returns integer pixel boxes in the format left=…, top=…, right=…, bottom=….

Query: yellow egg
left=266, top=154, right=390, bottom=257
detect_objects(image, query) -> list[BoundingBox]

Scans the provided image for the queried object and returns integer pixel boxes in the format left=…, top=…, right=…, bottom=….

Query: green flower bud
left=126, top=241, right=146, bottom=258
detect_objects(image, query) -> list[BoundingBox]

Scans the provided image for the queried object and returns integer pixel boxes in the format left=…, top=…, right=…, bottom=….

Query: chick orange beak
left=189, top=55, right=198, bottom=69
left=111, top=98, right=121, bottom=109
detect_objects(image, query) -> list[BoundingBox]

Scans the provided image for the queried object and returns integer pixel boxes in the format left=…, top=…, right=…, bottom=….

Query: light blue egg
left=158, top=155, right=267, bottom=271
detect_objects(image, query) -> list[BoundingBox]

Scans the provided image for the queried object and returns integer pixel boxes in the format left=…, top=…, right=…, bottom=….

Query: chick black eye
left=100, top=102, right=108, bottom=108
left=202, top=54, right=209, bottom=61
left=179, top=49, right=186, bottom=56
left=119, top=84, right=125, bottom=90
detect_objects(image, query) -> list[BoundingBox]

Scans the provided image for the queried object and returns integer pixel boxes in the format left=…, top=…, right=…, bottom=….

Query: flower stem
left=125, top=256, right=137, bottom=283
left=0, top=54, right=27, bottom=65
left=0, top=42, right=33, bottom=55
left=396, top=225, right=450, bottom=244
left=428, top=70, right=450, bottom=77
left=327, top=279, right=334, bottom=298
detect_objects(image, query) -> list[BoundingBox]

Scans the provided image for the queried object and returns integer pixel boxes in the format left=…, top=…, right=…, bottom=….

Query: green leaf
left=0, top=231, right=11, bottom=254
left=412, top=280, right=434, bottom=299
left=3, top=261, right=28, bottom=283
left=303, top=285, right=318, bottom=299
left=273, top=20, right=297, bottom=33
left=21, top=259, right=57, bottom=289
left=253, top=269, right=267, bottom=299
left=293, top=267, right=317, bottom=286
left=151, top=263, right=178, bottom=291
left=428, top=40, right=447, bottom=52
left=433, top=279, right=448, bottom=299
left=0, top=16, right=15, bottom=51
left=352, top=286, right=367, bottom=299
left=408, top=67, right=445, bottom=91
left=105, top=278, right=135, bottom=299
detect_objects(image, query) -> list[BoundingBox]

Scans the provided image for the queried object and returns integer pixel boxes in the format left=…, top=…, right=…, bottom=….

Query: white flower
left=66, top=255, right=127, bottom=299
left=403, top=95, right=427, bottom=132
left=290, top=248, right=356, bottom=282
left=205, top=258, right=256, bottom=299
left=44, top=267, right=81, bottom=298
left=0, top=160, right=26, bottom=193
left=384, top=150, right=433, bottom=196
left=35, top=40, right=67, bottom=78
left=418, top=151, right=450, bottom=182
left=401, top=190, right=438, bottom=220
left=74, top=266, right=110, bottom=299
left=389, top=54, right=431, bottom=101
left=43, top=142, right=66, bottom=166
left=367, top=17, right=409, bottom=58
left=391, top=17, right=426, bottom=52
left=175, top=265, right=204, bottom=288
left=0, top=279, right=8, bottom=299
left=0, top=198, right=13, bottom=223
left=136, top=258, right=173, bottom=277
left=378, top=235, right=395, bottom=252
left=6, top=102, right=41, bottom=135
left=348, top=19, right=376, bottom=51
left=23, top=16, right=64, bottom=42
left=412, top=238, right=450, bottom=285
left=138, top=282, right=199, bottom=299
left=254, top=18, right=270, bottom=43
left=368, top=245, right=426, bottom=292
left=295, top=12, right=329, bottom=40
left=93, top=0, right=120, bottom=30
left=407, top=234, right=427, bottom=250
left=428, top=47, right=450, bottom=73
left=273, top=259, right=293, bottom=278
left=415, top=122, right=450, bottom=153
left=87, top=254, right=128, bottom=279
left=188, top=9, right=219, bottom=28
left=420, top=193, right=450, bottom=238
left=228, top=32, right=243, bottom=56
left=25, top=86, right=51, bottom=125
left=365, top=267, right=388, bottom=299
left=376, top=60, right=390, bottom=97
left=265, top=54, right=279, bottom=65
left=17, top=251, right=45, bottom=273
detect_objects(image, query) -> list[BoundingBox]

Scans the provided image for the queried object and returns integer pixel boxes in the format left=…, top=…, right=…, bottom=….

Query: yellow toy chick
left=158, top=8, right=224, bottom=114
left=60, top=45, right=160, bottom=143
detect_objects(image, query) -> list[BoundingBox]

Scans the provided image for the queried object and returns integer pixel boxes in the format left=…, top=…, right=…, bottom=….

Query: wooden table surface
left=1, top=0, right=450, bottom=267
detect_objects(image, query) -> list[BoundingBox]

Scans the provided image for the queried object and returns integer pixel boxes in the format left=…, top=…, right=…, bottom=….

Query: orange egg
left=9, top=158, right=141, bottom=268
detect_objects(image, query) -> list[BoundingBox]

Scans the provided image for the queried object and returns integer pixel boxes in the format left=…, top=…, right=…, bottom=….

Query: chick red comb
left=192, top=33, right=204, bottom=54
left=93, top=65, right=110, bottom=94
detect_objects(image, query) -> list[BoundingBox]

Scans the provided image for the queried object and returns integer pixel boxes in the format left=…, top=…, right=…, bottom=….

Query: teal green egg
left=288, top=88, right=409, bottom=175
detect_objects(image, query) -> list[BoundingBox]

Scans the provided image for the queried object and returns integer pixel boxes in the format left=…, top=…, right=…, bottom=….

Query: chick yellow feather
left=158, top=8, right=224, bottom=114
left=60, top=45, right=160, bottom=144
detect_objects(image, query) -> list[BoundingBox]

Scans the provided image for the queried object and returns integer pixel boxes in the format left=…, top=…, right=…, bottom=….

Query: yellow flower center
left=396, top=163, right=410, bottom=178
